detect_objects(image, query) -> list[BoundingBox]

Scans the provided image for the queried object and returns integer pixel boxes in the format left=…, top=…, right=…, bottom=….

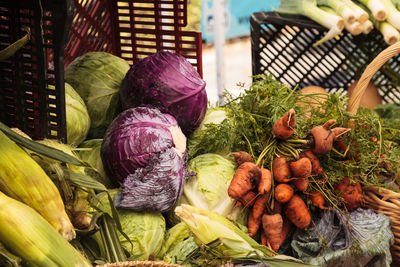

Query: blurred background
left=184, top=0, right=279, bottom=105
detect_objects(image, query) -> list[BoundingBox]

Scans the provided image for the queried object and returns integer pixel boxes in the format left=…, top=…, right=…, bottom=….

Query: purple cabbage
left=101, top=106, right=187, bottom=212
left=119, top=51, right=208, bottom=135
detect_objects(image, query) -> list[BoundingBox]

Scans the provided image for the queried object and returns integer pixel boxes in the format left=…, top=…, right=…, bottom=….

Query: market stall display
left=2, top=0, right=400, bottom=267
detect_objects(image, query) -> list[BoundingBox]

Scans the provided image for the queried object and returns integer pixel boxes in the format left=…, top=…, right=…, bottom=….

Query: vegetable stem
left=359, top=0, right=388, bottom=21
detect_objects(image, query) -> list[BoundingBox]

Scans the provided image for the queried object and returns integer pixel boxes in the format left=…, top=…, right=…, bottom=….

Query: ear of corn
left=0, top=191, right=92, bottom=267
left=0, top=131, right=75, bottom=240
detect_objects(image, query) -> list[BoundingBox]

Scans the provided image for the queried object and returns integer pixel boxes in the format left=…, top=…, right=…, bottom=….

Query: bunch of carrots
left=227, top=109, right=364, bottom=251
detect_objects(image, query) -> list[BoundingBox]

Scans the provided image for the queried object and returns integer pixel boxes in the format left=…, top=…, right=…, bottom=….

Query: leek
left=276, top=0, right=344, bottom=46
left=358, top=0, right=388, bottom=20
left=378, top=21, right=400, bottom=44
left=361, top=19, right=375, bottom=33
left=381, top=0, right=400, bottom=31
left=345, top=20, right=364, bottom=34
left=317, top=0, right=356, bottom=23
left=320, top=6, right=363, bottom=35
left=343, top=0, right=370, bottom=22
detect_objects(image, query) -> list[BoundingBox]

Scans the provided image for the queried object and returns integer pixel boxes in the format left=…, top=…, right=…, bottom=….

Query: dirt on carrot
left=309, top=191, right=328, bottom=209
left=228, top=162, right=261, bottom=199
left=272, top=156, right=292, bottom=183
left=262, top=213, right=283, bottom=251
left=289, top=157, right=312, bottom=178
left=335, top=177, right=363, bottom=211
left=248, top=211, right=262, bottom=237
left=292, top=177, right=309, bottom=192
left=310, top=119, right=336, bottom=155
left=285, top=194, right=311, bottom=229
left=231, top=151, right=253, bottom=165
left=272, top=108, right=296, bottom=140
left=258, top=168, right=272, bottom=194
left=300, top=150, right=323, bottom=176
left=253, top=194, right=268, bottom=220
left=274, top=183, right=294, bottom=203
left=238, top=191, right=257, bottom=207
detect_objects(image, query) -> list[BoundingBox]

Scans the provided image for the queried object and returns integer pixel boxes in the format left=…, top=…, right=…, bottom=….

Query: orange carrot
left=260, top=228, right=268, bottom=246
left=239, top=191, right=257, bottom=207
left=228, top=162, right=261, bottom=199
left=253, top=194, right=268, bottom=220
left=279, top=216, right=292, bottom=248
left=248, top=211, right=262, bottom=237
left=231, top=151, right=253, bottom=165
left=257, top=168, right=272, bottom=194
left=342, top=184, right=363, bottom=211
left=331, top=127, right=351, bottom=140
left=262, top=213, right=283, bottom=251
left=272, top=156, right=292, bottom=183
left=334, top=139, right=348, bottom=154
left=272, top=109, right=296, bottom=140
left=300, top=150, right=323, bottom=175
left=274, top=183, right=294, bottom=203
left=292, top=177, right=309, bottom=192
left=310, top=119, right=336, bottom=155
left=258, top=168, right=272, bottom=194
left=335, top=177, right=363, bottom=211
left=285, top=195, right=311, bottom=229
left=335, top=176, right=350, bottom=193
left=309, top=191, right=328, bottom=209
left=289, top=157, right=312, bottom=178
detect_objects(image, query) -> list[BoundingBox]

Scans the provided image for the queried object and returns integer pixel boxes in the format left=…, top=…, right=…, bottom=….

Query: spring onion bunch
left=276, top=0, right=400, bottom=45
left=276, top=0, right=345, bottom=46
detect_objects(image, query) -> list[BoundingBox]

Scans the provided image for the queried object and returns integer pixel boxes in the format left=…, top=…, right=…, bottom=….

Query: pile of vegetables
left=1, top=44, right=400, bottom=267
left=276, top=0, right=400, bottom=45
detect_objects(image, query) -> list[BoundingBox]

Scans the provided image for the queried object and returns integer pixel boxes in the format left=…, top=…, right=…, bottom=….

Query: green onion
left=320, top=5, right=363, bottom=35
left=276, top=0, right=344, bottom=46
left=358, top=0, right=388, bottom=21
left=381, top=0, right=400, bottom=31
left=378, top=21, right=400, bottom=44
left=318, top=0, right=356, bottom=23
left=361, top=19, right=375, bottom=33
left=340, top=0, right=370, bottom=22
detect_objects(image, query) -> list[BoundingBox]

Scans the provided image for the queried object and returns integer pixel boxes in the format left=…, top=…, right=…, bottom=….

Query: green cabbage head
left=65, top=83, right=90, bottom=146
left=65, top=52, right=130, bottom=138
left=95, top=189, right=166, bottom=260
left=78, top=139, right=114, bottom=188
left=184, top=153, right=247, bottom=225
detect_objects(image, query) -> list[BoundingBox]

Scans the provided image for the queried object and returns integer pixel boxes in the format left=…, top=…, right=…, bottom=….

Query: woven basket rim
left=96, top=260, right=183, bottom=267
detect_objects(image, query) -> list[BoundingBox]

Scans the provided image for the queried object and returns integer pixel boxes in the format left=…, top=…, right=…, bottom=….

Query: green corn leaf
left=67, top=172, right=107, bottom=191
left=0, top=27, right=30, bottom=61
left=0, top=122, right=85, bottom=166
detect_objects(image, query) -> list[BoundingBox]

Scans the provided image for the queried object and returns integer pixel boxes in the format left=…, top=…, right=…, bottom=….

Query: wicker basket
left=348, top=41, right=400, bottom=265
left=96, top=260, right=183, bottom=267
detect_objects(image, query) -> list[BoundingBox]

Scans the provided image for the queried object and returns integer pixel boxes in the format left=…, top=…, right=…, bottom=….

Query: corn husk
left=0, top=131, right=75, bottom=240
left=0, top=191, right=91, bottom=267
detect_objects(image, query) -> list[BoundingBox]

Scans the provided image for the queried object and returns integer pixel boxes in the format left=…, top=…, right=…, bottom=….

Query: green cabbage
left=95, top=189, right=166, bottom=260
left=65, top=52, right=130, bottom=138
left=158, top=222, right=198, bottom=264
left=78, top=139, right=114, bottom=188
left=65, top=83, right=90, bottom=146
left=184, top=153, right=247, bottom=225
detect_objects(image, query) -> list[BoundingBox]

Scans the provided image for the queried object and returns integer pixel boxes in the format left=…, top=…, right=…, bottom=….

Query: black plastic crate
left=251, top=12, right=400, bottom=103
left=0, top=0, right=73, bottom=141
